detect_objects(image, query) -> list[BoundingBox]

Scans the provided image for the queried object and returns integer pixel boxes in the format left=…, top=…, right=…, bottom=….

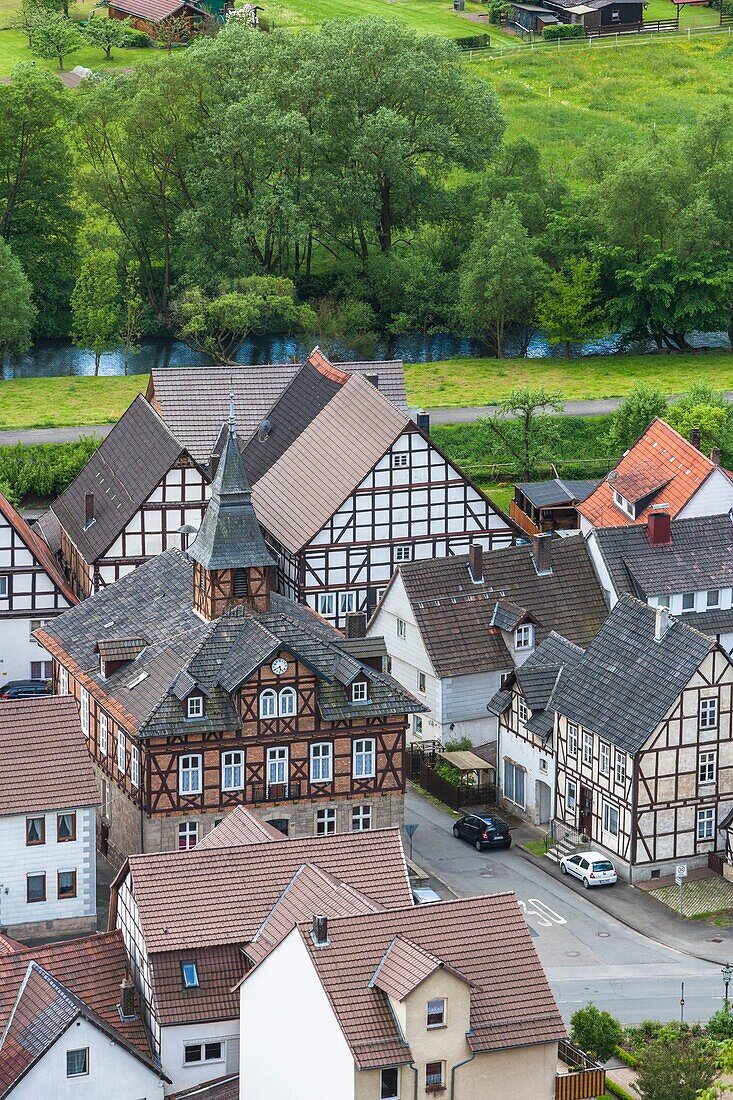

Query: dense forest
left=0, top=20, right=732, bottom=365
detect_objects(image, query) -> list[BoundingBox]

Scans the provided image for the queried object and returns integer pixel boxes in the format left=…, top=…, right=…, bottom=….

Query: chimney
left=647, top=508, right=671, bottom=547
left=533, top=533, right=552, bottom=575
left=84, top=492, right=94, bottom=528
left=365, top=373, right=379, bottom=390
left=690, top=428, right=701, bottom=451
left=468, top=543, right=483, bottom=584
left=345, top=611, right=367, bottom=639
left=654, top=604, right=670, bottom=643
left=416, top=411, right=430, bottom=436
left=312, top=914, right=328, bottom=946
left=711, top=447, right=721, bottom=466
left=119, top=975, right=136, bottom=1019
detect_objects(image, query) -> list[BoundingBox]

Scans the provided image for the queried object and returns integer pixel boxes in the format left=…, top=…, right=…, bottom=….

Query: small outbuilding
left=543, top=0, right=646, bottom=29
left=107, top=0, right=211, bottom=34
left=508, top=2, right=560, bottom=33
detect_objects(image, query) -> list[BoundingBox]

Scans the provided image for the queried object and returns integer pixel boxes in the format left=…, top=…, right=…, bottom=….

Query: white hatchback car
left=560, top=851, right=617, bottom=888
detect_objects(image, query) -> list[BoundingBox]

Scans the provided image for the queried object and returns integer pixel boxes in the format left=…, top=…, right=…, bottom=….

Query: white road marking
left=518, top=898, right=567, bottom=927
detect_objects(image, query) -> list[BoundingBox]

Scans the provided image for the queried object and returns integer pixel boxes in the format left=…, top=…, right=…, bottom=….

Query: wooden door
left=580, top=786, right=593, bottom=839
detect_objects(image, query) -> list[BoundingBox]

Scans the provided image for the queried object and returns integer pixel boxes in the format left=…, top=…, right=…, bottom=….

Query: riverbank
left=1, top=350, right=732, bottom=431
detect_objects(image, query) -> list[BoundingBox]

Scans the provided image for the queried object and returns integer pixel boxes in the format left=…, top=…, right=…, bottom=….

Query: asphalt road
left=405, top=788, right=725, bottom=1026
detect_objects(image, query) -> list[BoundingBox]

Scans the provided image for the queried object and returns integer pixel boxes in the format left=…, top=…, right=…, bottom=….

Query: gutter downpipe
left=450, top=1048, right=477, bottom=1099
left=409, top=1062, right=419, bottom=1100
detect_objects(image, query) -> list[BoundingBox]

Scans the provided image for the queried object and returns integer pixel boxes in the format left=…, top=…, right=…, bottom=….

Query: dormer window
left=514, top=624, right=533, bottom=650
left=352, top=681, right=368, bottom=704
left=186, top=695, right=204, bottom=720
left=181, top=961, right=199, bottom=988
left=613, top=490, right=635, bottom=518
left=426, top=998, right=446, bottom=1028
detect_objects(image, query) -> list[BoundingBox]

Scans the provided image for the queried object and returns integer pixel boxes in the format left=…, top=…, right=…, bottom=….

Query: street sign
left=404, top=823, right=419, bottom=861
left=675, top=864, right=688, bottom=884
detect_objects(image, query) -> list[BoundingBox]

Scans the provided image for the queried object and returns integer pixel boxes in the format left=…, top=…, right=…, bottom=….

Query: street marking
left=518, top=899, right=568, bottom=927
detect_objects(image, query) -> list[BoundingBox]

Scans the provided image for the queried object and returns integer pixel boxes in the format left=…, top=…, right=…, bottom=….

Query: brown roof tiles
left=196, top=806, right=287, bottom=850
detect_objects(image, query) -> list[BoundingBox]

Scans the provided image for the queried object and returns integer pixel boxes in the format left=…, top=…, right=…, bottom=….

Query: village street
left=406, top=787, right=730, bottom=1026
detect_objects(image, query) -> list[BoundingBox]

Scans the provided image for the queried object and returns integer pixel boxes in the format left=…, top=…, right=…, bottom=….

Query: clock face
left=271, top=658, right=288, bottom=676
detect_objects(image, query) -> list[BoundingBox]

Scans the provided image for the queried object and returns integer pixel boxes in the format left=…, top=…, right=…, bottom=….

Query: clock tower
left=188, top=402, right=274, bottom=621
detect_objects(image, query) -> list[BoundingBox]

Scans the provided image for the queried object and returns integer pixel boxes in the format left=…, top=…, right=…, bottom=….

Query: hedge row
left=0, top=438, right=101, bottom=507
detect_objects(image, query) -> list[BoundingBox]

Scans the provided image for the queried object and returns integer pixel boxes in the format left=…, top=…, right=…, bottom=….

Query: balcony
left=556, top=1040, right=606, bottom=1100
left=250, top=781, right=302, bottom=804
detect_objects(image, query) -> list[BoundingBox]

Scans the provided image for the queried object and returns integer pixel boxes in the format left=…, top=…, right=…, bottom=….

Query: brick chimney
left=119, top=975, right=136, bottom=1019
left=690, top=428, right=701, bottom=451
left=312, top=914, right=329, bottom=946
left=711, top=447, right=721, bottom=466
left=468, top=543, right=483, bottom=584
left=345, top=612, right=367, bottom=639
left=84, top=492, right=95, bottom=529
left=416, top=411, right=430, bottom=436
left=533, top=533, right=552, bottom=575
left=647, top=508, right=671, bottom=547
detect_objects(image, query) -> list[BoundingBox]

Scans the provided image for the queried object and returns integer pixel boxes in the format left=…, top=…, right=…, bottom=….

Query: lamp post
left=722, top=963, right=733, bottom=1008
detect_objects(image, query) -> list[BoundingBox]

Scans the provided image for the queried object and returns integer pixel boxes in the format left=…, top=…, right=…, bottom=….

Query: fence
left=408, top=746, right=496, bottom=811
left=556, top=1041, right=606, bottom=1100
left=461, top=20, right=732, bottom=59
left=586, top=16, right=678, bottom=34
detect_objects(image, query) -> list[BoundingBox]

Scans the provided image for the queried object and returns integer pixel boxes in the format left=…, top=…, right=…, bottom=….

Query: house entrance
left=580, top=786, right=593, bottom=838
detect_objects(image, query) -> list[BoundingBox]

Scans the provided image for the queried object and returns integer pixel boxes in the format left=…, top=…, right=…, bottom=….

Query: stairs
left=545, top=830, right=580, bottom=864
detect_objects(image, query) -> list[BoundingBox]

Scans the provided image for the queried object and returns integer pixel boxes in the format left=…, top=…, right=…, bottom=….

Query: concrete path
left=0, top=424, right=113, bottom=447
left=605, top=1056, right=638, bottom=1096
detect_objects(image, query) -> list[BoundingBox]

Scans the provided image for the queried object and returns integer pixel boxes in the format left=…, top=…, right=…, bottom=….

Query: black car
left=453, top=814, right=511, bottom=851
left=0, top=679, right=51, bottom=700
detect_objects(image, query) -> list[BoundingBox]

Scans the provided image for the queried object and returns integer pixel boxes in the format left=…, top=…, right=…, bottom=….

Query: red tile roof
left=371, top=935, right=472, bottom=1001
left=0, top=696, right=98, bottom=816
left=0, top=492, right=76, bottom=606
left=579, top=419, right=731, bottom=528
left=196, top=806, right=286, bottom=850
left=294, top=895, right=566, bottom=1069
left=0, top=935, right=25, bottom=957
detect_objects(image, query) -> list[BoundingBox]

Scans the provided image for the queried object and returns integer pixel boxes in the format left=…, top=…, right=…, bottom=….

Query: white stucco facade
left=160, top=1021, right=240, bottom=1096
left=0, top=615, right=56, bottom=684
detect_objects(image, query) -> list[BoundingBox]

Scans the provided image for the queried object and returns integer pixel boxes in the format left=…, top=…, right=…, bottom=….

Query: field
left=0, top=376, right=146, bottom=431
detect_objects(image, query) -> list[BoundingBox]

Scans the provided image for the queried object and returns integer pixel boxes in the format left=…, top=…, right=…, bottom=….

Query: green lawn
left=0, top=376, right=146, bottom=431
left=266, top=0, right=516, bottom=39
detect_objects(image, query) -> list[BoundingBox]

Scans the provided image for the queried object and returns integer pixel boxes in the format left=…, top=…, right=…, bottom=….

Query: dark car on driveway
left=0, top=679, right=51, bottom=700
left=452, top=813, right=511, bottom=851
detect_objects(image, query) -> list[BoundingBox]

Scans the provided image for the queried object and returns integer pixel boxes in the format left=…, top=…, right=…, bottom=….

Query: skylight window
left=181, top=961, right=199, bottom=988
left=127, top=672, right=149, bottom=690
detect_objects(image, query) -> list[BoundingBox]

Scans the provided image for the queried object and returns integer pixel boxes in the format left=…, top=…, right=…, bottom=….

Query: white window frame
left=697, top=806, right=715, bottom=841
left=396, top=618, right=407, bottom=639
left=131, top=744, right=139, bottom=788
left=602, top=801, right=619, bottom=837
left=615, top=751, right=626, bottom=785
left=0, top=575, right=7, bottom=598
left=183, top=1040, right=225, bottom=1066
left=339, top=591, right=356, bottom=615
left=117, top=731, right=126, bottom=775
left=414, top=715, right=423, bottom=735
left=353, top=738, right=375, bottom=779
left=222, top=750, right=244, bottom=792
left=700, top=697, right=719, bottom=730
left=318, top=592, right=336, bottom=617
left=699, top=750, right=717, bottom=786
left=613, top=490, right=634, bottom=518
left=517, top=695, right=528, bottom=724
left=514, top=623, right=533, bottom=650
left=599, top=741, right=610, bottom=777
left=568, top=723, right=578, bottom=757
left=567, top=779, right=577, bottom=813
left=66, top=1048, right=89, bottom=1078
left=59, top=666, right=69, bottom=696
left=259, top=689, right=277, bottom=719
left=178, top=821, right=199, bottom=850
left=426, top=998, right=446, bottom=1029
left=179, top=754, right=202, bottom=796
left=681, top=592, right=695, bottom=612
left=504, top=759, right=526, bottom=809
left=278, top=687, right=296, bottom=716
left=80, top=688, right=89, bottom=737
left=417, top=671, right=426, bottom=694
left=310, top=742, right=332, bottom=783
left=315, top=807, right=336, bottom=835
left=98, top=711, right=108, bottom=756
left=186, top=695, right=204, bottom=720
left=352, top=680, right=368, bottom=704
left=395, top=545, right=412, bottom=562
left=266, top=746, right=288, bottom=787
left=352, top=804, right=372, bottom=831
left=707, top=589, right=720, bottom=609
left=425, top=1062, right=445, bottom=1089
left=380, top=1067, right=400, bottom=1100
left=582, top=732, right=593, bottom=766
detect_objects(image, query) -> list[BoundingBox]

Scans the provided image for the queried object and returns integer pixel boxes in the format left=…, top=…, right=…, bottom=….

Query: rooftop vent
left=257, top=419, right=272, bottom=443
left=711, top=447, right=721, bottom=466
left=118, top=975, right=136, bottom=1020
left=468, top=543, right=483, bottom=584
left=127, top=672, right=149, bottom=690
left=84, top=492, right=95, bottom=530
left=690, top=428, right=701, bottom=451
left=312, top=914, right=329, bottom=947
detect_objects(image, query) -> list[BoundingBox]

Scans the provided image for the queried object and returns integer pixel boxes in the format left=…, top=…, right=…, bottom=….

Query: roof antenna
left=229, top=375, right=237, bottom=438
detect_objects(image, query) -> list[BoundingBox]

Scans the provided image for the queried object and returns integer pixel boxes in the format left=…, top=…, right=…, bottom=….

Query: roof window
left=181, top=961, right=199, bottom=988
left=127, top=672, right=149, bottom=690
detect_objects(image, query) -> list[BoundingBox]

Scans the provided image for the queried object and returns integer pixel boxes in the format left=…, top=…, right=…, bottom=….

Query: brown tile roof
left=0, top=935, right=25, bottom=957
left=147, top=350, right=408, bottom=466
left=0, top=932, right=152, bottom=1069
left=370, top=935, right=471, bottom=1001
left=253, top=372, right=409, bottom=553
left=107, top=0, right=203, bottom=19
left=579, top=418, right=732, bottom=528
left=0, top=492, right=76, bottom=607
left=122, top=828, right=411, bottom=954
left=196, top=806, right=287, bottom=850
left=149, top=944, right=245, bottom=1027
left=0, top=696, right=98, bottom=816
left=388, top=535, right=607, bottom=678
left=171, top=1075, right=239, bottom=1100
left=296, top=895, right=566, bottom=1070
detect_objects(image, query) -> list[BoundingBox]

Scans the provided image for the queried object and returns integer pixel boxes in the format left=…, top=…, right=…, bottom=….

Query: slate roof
left=488, top=632, right=584, bottom=740
left=171, top=1077, right=240, bottom=1100
left=293, top=894, right=566, bottom=1070
left=36, top=549, right=421, bottom=738
left=579, top=419, right=733, bottom=529
left=51, top=394, right=192, bottom=562
left=516, top=478, right=599, bottom=509
left=592, top=514, right=733, bottom=602
left=552, top=596, right=720, bottom=754
left=387, top=535, right=607, bottom=679
left=0, top=492, right=75, bottom=606
left=147, top=349, right=408, bottom=467
left=0, top=696, right=98, bottom=816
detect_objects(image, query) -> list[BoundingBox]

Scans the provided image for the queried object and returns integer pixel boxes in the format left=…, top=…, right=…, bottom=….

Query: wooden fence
left=556, top=1041, right=606, bottom=1100
left=409, top=746, right=496, bottom=811
left=586, top=17, right=678, bottom=34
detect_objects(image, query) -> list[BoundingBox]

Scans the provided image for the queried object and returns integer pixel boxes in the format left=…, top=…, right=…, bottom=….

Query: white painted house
left=368, top=536, right=607, bottom=747
left=0, top=696, right=98, bottom=939
left=0, top=493, right=76, bottom=686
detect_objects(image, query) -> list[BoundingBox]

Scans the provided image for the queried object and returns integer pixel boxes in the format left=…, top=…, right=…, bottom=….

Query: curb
left=516, top=843, right=733, bottom=967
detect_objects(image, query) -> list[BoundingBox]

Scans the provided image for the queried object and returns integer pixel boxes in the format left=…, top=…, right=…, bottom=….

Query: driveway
left=406, top=787, right=726, bottom=1025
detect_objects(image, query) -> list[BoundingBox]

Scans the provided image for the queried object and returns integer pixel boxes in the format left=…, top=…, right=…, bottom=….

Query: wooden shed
left=508, top=2, right=560, bottom=33
left=107, top=0, right=211, bottom=34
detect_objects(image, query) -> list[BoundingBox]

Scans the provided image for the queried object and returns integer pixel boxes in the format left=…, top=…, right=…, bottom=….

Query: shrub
left=570, top=1003, right=623, bottom=1062
left=0, top=438, right=101, bottom=507
left=635, top=1034, right=716, bottom=1100
left=122, top=27, right=151, bottom=47
left=543, top=23, right=584, bottom=39
left=707, top=1005, right=733, bottom=1041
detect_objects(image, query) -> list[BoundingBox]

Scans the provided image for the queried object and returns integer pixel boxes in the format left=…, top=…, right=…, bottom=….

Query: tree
left=636, top=1035, right=716, bottom=1100
left=481, top=386, right=564, bottom=480
left=459, top=199, right=548, bottom=357
left=569, top=1004, right=623, bottom=1063
left=172, top=275, right=316, bottom=363
left=28, top=10, right=83, bottom=69
left=383, top=252, right=452, bottom=358
left=151, top=13, right=190, bottom=51
left=84, top=14, right=133, bottom=60
left=666, top=381, right=733, bottom=457
left=121, top=259, right=145, bottom=375
left=71, top=248, right=122, bottom=375
left=0, top=240, right=36, bottom=370
left=608, top=383, right=668, bottom=452
left=537, top=258, right=605, bottom=356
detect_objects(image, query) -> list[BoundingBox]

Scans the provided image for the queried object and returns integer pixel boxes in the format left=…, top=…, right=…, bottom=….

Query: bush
left=0, top=438, right=101, bottom=507
left=635, top=1034, right=716, bottom=1100
left=543, top=23, right=585, bottom=38
left=570, top=1003, right=623, bottom=1062
left=122, top=27, right=151, bottom=47
left=706, top=1005, right=733, bottom=1041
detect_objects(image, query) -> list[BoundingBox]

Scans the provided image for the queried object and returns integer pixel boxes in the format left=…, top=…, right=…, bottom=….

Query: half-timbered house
left=552, top=596, right=733, bottom=881
left=0, top=492, right=76, bottom=685
left=37, top=414, right=422, bottom=867
left=109, top=808, right=413, bottom=1094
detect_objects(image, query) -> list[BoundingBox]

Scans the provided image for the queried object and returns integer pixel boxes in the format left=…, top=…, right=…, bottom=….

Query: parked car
left=560, top=851, right=617, bottom=888
left=452, top=814, right=511, bottom=851
left=0, top=679, right=51, bottom=700
left=412, top=886, right=442, bottom=905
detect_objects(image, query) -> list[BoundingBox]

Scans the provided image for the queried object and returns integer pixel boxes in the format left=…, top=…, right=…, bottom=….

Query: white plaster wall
left=440, top=671, right=504, bottom=745
left=0, top=616, right=56, bottom=683
left=680, top=468, right=733, bottom=518
left=0, top=806, right=96, bottom=928
left=239, top=929, right=355, bottom=1100
left=585, top=533, right=617, bottom=607
left=500, top=723, right=555, bottom=824
left=10, top=1016, right=163, bottom=1100
left=161, top=1021, right=239, bottom=1096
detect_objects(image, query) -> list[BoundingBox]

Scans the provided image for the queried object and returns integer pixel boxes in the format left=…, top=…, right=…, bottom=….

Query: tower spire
left=228, top=375, right=236, bottom=438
